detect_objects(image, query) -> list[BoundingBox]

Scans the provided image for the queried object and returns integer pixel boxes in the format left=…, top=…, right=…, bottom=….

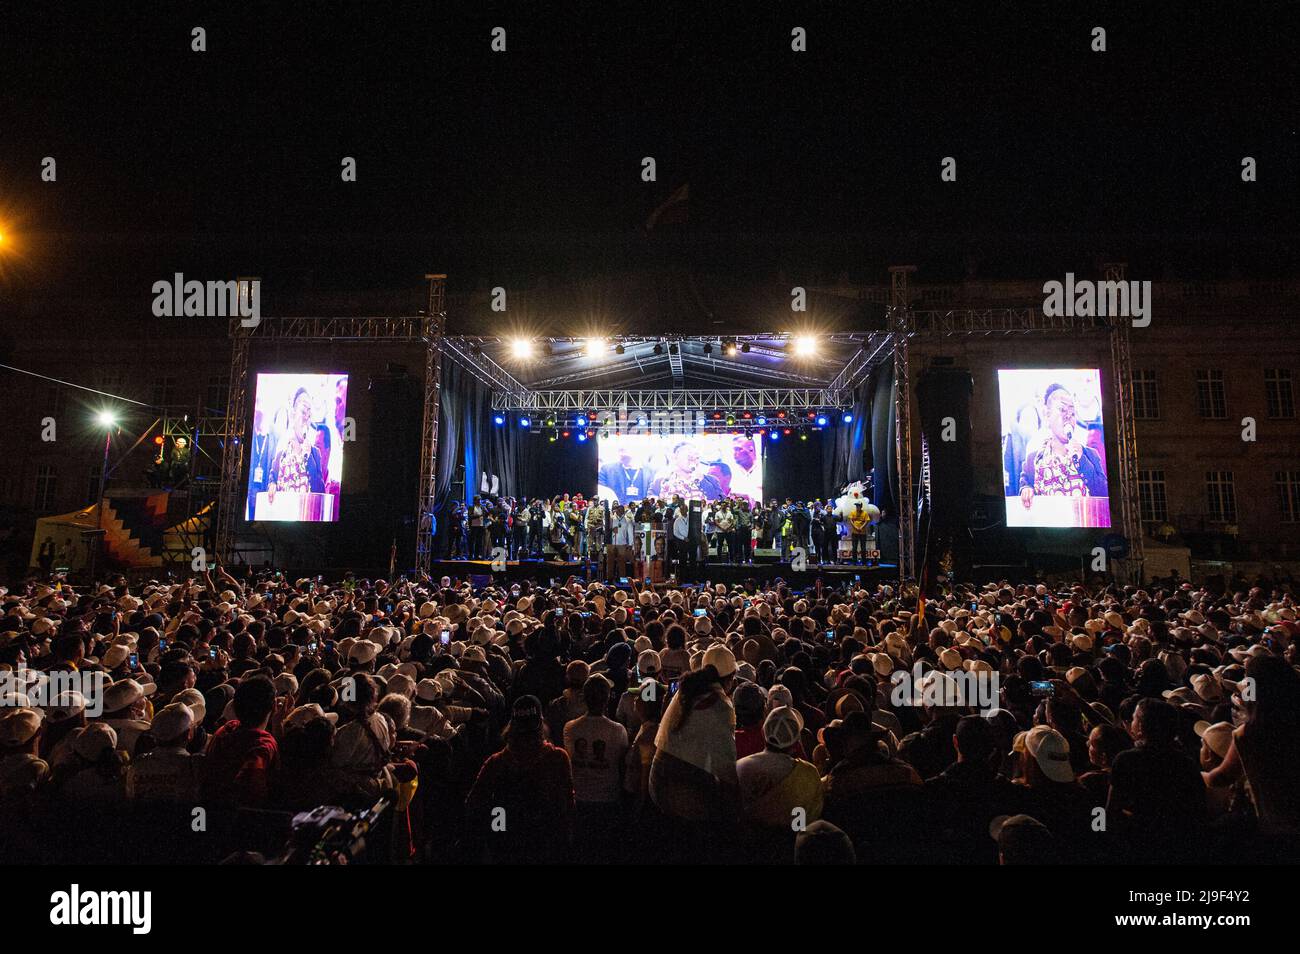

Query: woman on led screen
left=649, top=441, right=723, bottom=501
left=268, top=387, right=327, bottom=499
left=1017, top=382, right=1108, bottom=506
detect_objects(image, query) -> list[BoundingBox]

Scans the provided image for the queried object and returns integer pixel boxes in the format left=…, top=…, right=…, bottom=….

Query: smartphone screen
left=128, top=652, right=138, bottom=669
left=1030, top=680, right=1054, bottom=698
left=693, top=608, right=707, bottom=618
left=825, top=630, right=835, bottom=642
left=440, top=629, right=451, bottom=646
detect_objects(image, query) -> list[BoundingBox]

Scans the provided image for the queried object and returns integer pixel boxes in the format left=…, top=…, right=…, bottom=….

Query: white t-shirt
left=564, top=715, right=629, bottom=804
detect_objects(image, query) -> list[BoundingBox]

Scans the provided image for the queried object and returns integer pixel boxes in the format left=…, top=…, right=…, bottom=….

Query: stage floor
left=424, top=557, right=898, bottom=589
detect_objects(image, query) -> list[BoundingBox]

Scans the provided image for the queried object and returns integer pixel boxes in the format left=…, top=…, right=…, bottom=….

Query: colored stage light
left=576, top=415, right=588, bottom=427
left=725, top=415, right=735, bottom=426
left=756, top=416, right=766, bottom=425
left=637, top=416, right=648, bottom=427
left=794, top=335, right=817, bottom=357
left=153, top=435, right=165, bottom=445
left=783, top=428, right=792, bottom=435
left=493, top=414, right=505, bottom=426
left=769, top=430, right=779, bottom=441
left=800, top=433, right=808, bottom=441
left=520, top=416, right=531, bottom=428
left=815, top=414, right=829, bottom=427
left=842, top=412, right=853, bottom=423
left=510, top=338, right=533, bottom=359
left=777, top=411, right=786, bottom=419
left=585, top=338, right=605, bottom=357
left=562, top=430, right=571, bottom=438
left=712, top=412, right=722, bottom=420
left=545, top=417, right=556, bottom=427
left=577, top=432, right=588, bottom=442
left=548, top=433, right=557, bottom=442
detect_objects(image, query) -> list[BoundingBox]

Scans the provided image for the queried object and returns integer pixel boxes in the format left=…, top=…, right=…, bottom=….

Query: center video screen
left=597, top=433, right=764, bottom=505
left=998, top=368, right=1111, bottom=528
left=245, top=372, right=349, bottom=523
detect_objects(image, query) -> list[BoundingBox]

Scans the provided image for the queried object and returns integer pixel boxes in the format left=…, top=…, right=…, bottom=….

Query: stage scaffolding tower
left=415, top=275, right=447, bottom=575
left=890, top=266, right=918, bottom=583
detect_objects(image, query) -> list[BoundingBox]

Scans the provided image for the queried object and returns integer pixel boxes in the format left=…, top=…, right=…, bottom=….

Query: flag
left=645, top=183, right=689, bottom=231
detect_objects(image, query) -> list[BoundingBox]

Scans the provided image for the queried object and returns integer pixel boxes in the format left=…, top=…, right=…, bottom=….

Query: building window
left=1132, top=369, right=1160, bottom=419
left=1206, top=470, right=1237, bottom=523
left=1195, top=369, right=1227, bottom=419
left=1265, top=369, right=1295, bottom=419
left=151, top=375, right=177, bottom=407
left=1138, top=470, right=1168, bottom=523
left=1277, top=471, right=1300, bottom=523
left=34, top=464, right=58, bottom=513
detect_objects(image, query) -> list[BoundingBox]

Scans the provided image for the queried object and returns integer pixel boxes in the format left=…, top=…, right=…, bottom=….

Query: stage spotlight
left=783, top=428, right=792, bottom=435
left=793, top=335, right=817, bottom=357
left=545, top=416, right=556, bottom=427
left=615, top=344, right=626, bottom=355
left=800, top=432, right=808, bottom=441
left=697, top=416, right=706, bottom=426
left=585, top=338, right=605, bottom=357
left=548, top=433, right=557, bottom=443
left=769, top=430, right=780, bottom=442
left=842, top=412, right=853, bottom=424
left=577, top=432, right=588, bottom=442
left=493, top=414, right=505, bottom=426
left=96, top=410, right=118, bottom=428
left=815, top=414, right=829, bottom=427
left=637, top=416, right=648, bottom=427
left=725, top=414, right=735, bottom=426
left=725, top=339, right=738, bottom=357
left=703, top=342, right=713, bottom=355
left=576, top=414, right=588, bottom=427
left=712, top=412, right=722, bottom=420
left=777, top=411, right=786, bottom=419
left=510, top=338, right=533, bottom=360
left=520, top=416, right=532, bottom=428
left=562, top=430, right=571, bottom=438
left=756, top=416, right=767, bottom=425
left=653, top=343, right=664, bottom=355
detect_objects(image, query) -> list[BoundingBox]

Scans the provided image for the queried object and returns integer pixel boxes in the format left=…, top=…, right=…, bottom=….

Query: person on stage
left=267, top=387, right=326, bottom=503
left=649, top=442, right=722, bottom=501
left=598, top=444, right=656, bottom=506
left=1017, top=383, right=1108, bottom=508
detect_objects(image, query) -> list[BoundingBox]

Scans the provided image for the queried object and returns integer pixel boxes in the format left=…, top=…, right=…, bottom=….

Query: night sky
left=3, top=2, right=1296, bottom=297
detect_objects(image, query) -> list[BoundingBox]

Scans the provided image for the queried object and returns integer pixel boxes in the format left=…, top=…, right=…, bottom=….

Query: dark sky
left=3, top=2, right=1296, bottom=295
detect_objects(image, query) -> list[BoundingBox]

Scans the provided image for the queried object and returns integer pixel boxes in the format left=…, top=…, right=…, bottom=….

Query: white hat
left=1193, top=720, right=1234, bottom=759
left=636, top=650, right=661, bottom=676
left=762, top=705, right=804, bottom=749
left=1015, top=725, right=1075, bottom=784
left=284, top=703, right=339, bottom=732
left=173, top=688, right=207, bottom=724
left=150, top=703, right=195, bottom=743
left=701, top=644, right=737, bottom=678
left=348, top=640, right=380, bottom=664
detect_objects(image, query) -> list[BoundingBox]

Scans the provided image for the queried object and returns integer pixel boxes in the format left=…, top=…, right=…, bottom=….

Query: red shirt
left=203, top=719, right=279, bottom=807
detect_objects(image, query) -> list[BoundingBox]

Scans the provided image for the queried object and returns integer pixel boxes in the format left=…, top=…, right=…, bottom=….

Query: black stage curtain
left=869, top=362, right=897, bottom=518
left=824, top=383, right=872, bottom=498
left=915, top=367, right=976, bottom=583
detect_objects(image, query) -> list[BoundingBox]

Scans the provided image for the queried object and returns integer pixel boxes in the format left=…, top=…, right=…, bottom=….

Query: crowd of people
left=446, top=493, right=882, bottom=570
left=1, top=564, right=1297, bottom=865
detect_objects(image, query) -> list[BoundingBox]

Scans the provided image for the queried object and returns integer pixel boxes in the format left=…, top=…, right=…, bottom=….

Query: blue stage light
left=769, top=430, right=780, bottom=442
left=493, top=414, right=505, bottom=426
left=577, top=432, right=588, bottom=442
left=576, top=415, right=588, bottom=427
left=815, top=414, right=829, bottom=427
left=756, top=416, right=767, bottom=426
left=842, top=412, right=853, bottom=424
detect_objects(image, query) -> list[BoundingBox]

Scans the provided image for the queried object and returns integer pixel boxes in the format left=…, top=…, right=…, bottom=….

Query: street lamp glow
left=96, top=410, right=118, bottom=428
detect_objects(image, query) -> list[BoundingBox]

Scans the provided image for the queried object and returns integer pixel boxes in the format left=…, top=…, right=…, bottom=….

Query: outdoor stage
left=424, top=557, right=898, bottom=590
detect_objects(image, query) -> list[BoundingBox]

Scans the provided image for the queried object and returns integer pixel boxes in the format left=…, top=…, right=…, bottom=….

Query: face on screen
left=246, top=372, right=348, bottom=523
left=998, top=369, right=1111, bottom=529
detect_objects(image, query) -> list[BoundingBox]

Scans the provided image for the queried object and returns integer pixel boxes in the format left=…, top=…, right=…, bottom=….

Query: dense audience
left=1, top=565, right=1297, bottom=864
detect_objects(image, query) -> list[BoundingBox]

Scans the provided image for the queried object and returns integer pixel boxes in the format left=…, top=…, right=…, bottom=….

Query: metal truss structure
left=214, top=299, right=443, bottom=570
left=492, top=388, right=847, bottom=415
left=208, top=268, right=1142, bottom=585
